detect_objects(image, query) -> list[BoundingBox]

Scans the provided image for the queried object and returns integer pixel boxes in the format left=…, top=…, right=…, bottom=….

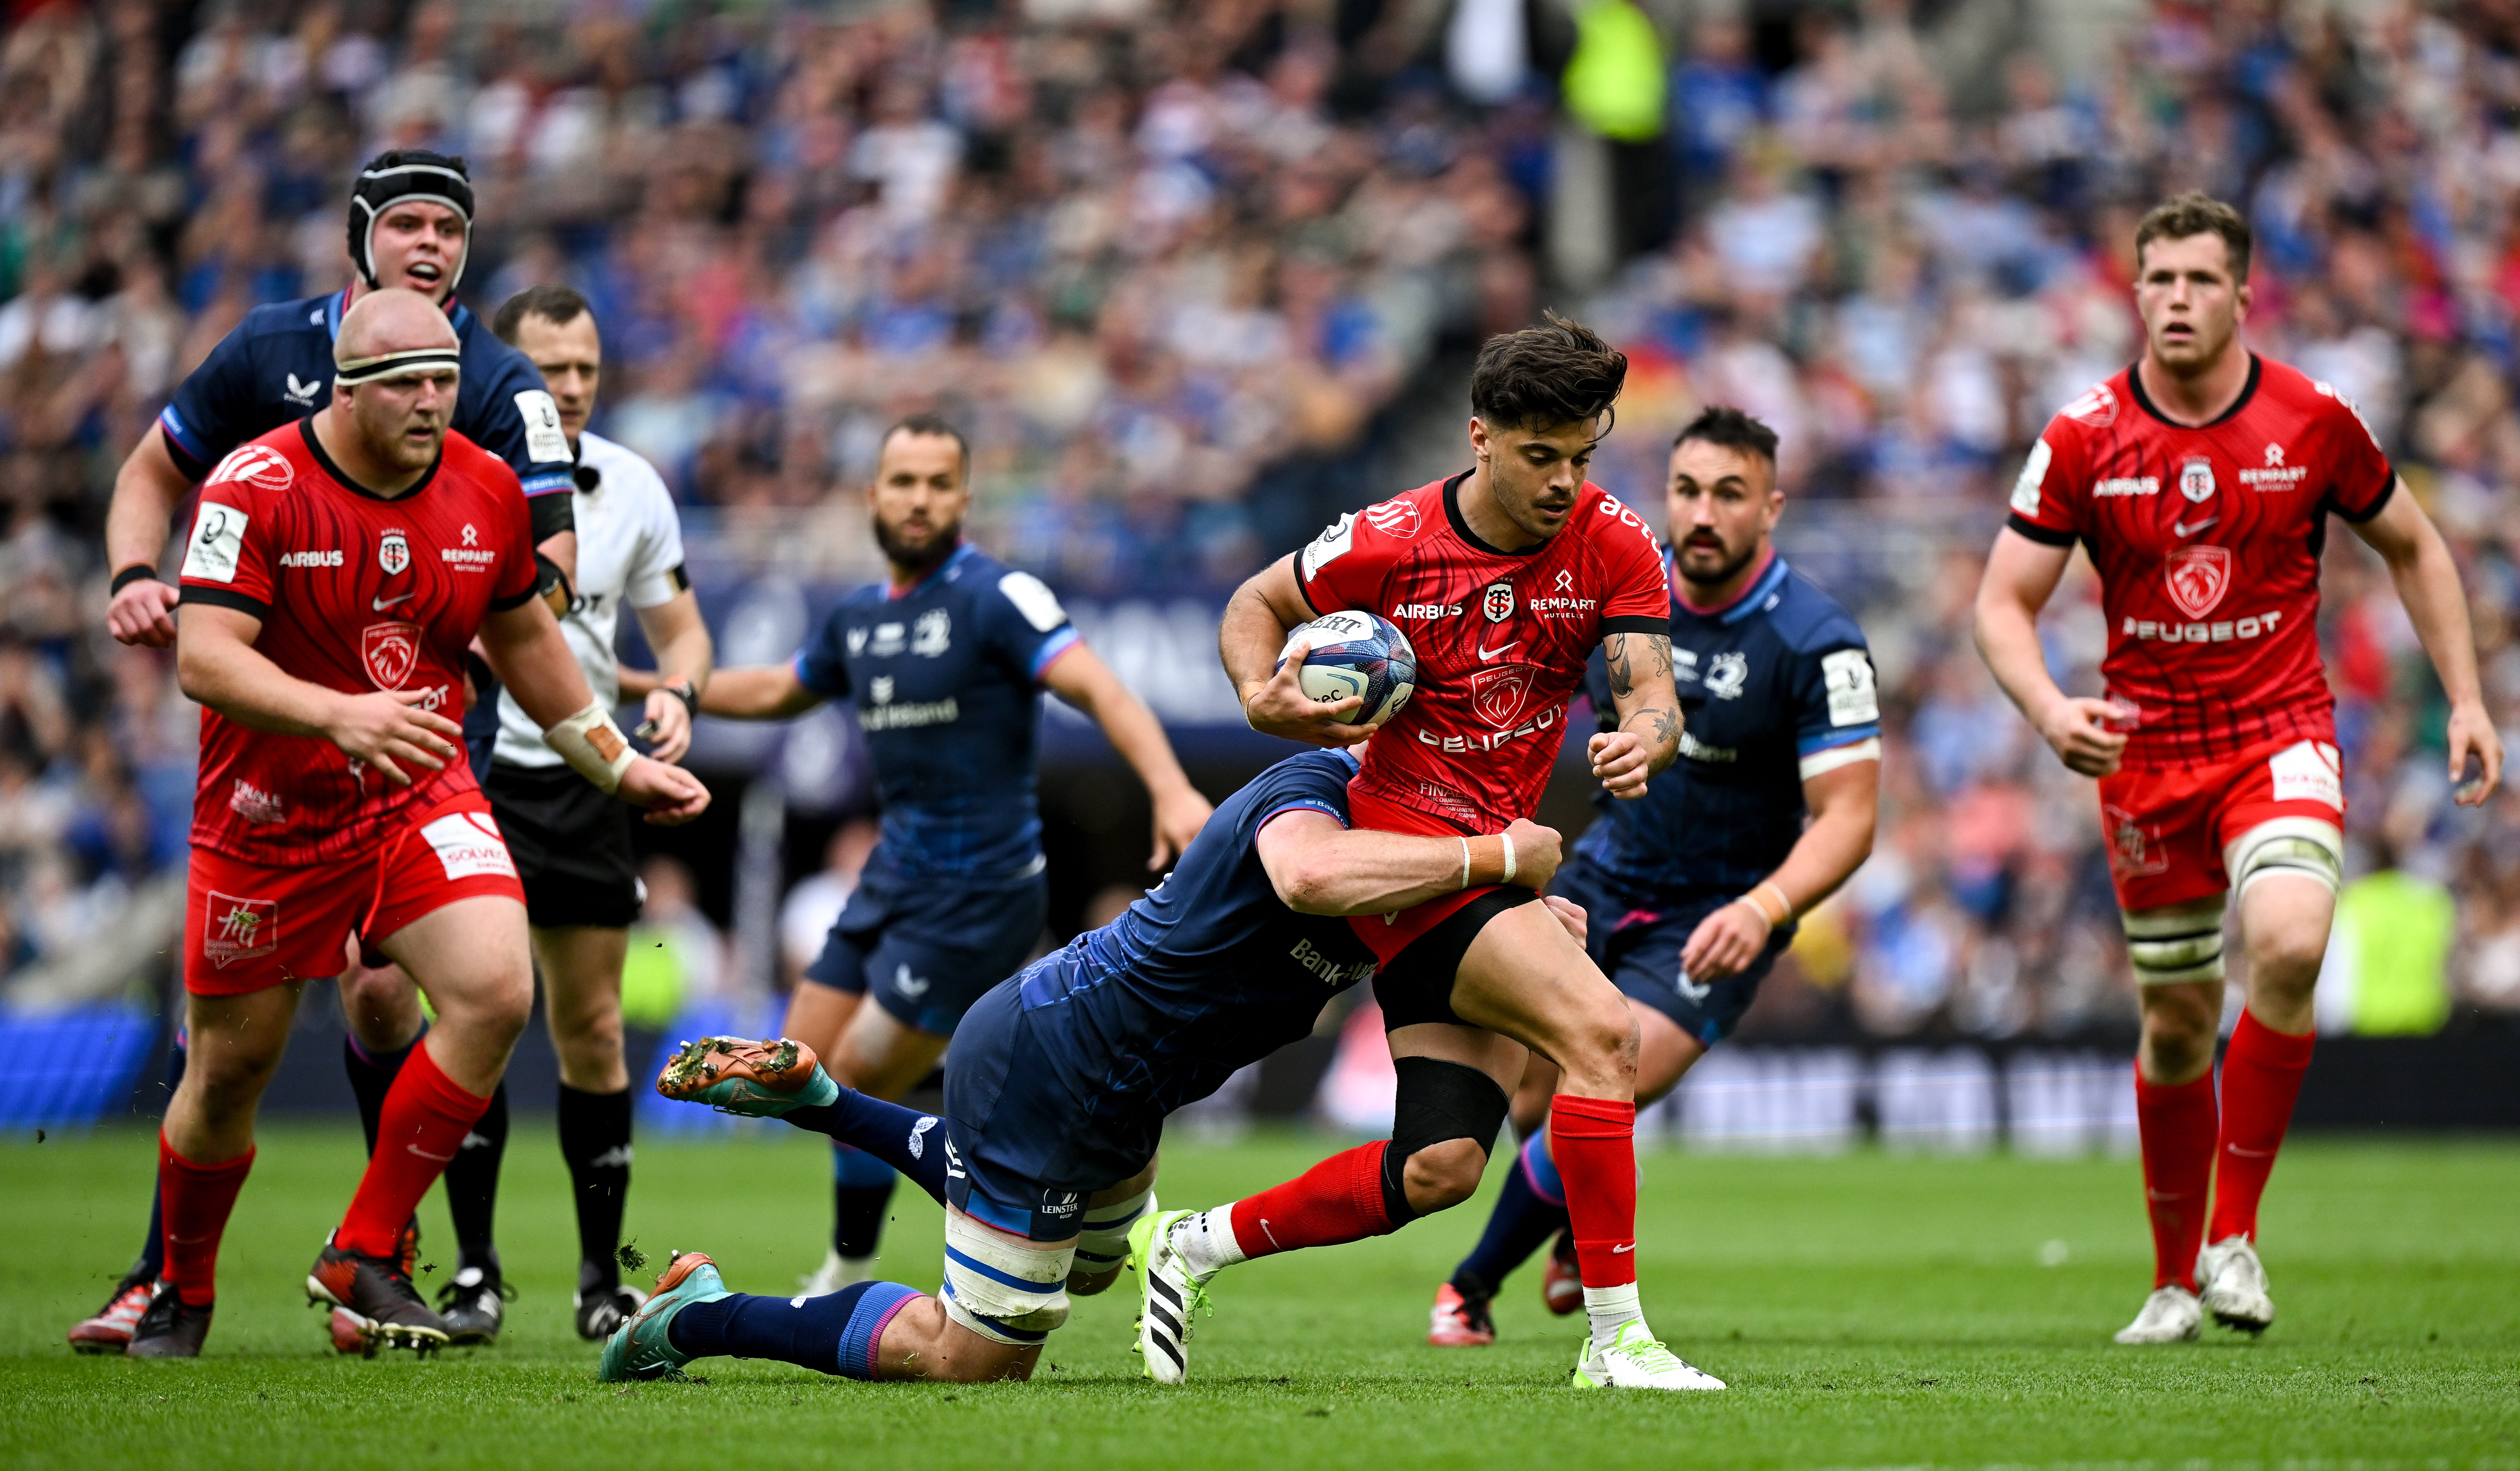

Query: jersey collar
left=298, top=416, right=441, bottom=502
left=1669, top=545, right=1788, bottom=625
left=1442, top=471, right=1543, bottom=557
left=887, top=538, right=975, bottom=599
left=2126, top=352, right=2260, bottom=429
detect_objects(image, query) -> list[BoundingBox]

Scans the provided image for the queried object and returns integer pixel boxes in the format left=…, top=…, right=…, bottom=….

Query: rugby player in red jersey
left=1975, top=194, right=2502, bottom=1345
left=1135, top=314, right=1712, bottom=1390
left=124, top=290, right=707, bottom=1358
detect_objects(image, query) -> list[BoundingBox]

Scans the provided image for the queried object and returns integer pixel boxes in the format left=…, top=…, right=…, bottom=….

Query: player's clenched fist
left=2035, top=695, right=2134, bottom=778
left=1501, top=816, right=1563, bottom=892
left=324, top=688, right=464, bottom=786
left=1541, top=893, right=1589, bottom=946
left=1588, top=729, right=1654, bottom=798
left=618, top=757, right=710, bottom=825
left=1239, top=639, right=1376, bottom=748
left=107, top=577, right=181, bottom=648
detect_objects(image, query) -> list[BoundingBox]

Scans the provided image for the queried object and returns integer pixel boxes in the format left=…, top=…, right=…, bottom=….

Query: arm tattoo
left=1648, top=702, right=1679, bottom=748
left=1605, top=634, right=1636, bottom=701
left=1643, top=634, right=1672, bottom=681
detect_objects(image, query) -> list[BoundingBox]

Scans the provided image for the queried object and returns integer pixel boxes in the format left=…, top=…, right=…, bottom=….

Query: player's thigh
left=375, top=895, right=533, bottom=1030
left=533, top=925, right=630, bottom=1034
left=179, top=982, right=309, bottom=1094
left=1633, top=1007, right=1706, bottom=1106
left=1386, top=1021, right=1526, bottom=1094
left=1445, top=899, right=1635, bottom=1081
left=781, top=977, right=865, bottom=1063
left=835, top=999, right=951, bottom=1100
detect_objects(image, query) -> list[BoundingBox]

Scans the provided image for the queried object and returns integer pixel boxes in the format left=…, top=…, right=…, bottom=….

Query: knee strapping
left=2124, top=898, right=2228, bottom=985
left=2225, top=817, right=2344, bottom=898
left=1073, top=1183, right=1153, bottom=1273
left=1380, top=1058, right=1512, bottom=1224
left=939, top=1208, right=1072, bottom=1345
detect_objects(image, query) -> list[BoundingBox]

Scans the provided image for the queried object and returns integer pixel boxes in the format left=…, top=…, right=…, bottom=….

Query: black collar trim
left=1442, top=470, right=1542, bottom=557
left=299, top=417, right=439, bottom=502
left=2127, top=353, right=2261, bottom=429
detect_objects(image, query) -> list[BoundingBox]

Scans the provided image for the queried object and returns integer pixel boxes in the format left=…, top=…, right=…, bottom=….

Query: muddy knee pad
left=939, top=1208, right=1072, bottom=1346
left=1380, top=1057, right=1511, bottom=1226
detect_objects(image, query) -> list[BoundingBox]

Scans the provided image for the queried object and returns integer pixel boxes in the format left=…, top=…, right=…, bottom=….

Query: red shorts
left=1343, top=784, right=1508, bottom=966
left=184, top=794, right=526, bottom=996
left=2097, top=737, right=2345, bottom=912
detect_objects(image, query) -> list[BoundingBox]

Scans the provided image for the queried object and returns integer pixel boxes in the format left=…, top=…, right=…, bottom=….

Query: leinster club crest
left=378, top=529, right=410, bottom=575
left=2179, top=457, right=2217, bottom=503
left=2164, top=545, right=2232, bottom=619
left=1471, top=665, right=1533, bottom=727
left=1481, top=581, right=1515, bottom=622
left=363, top=621, right=420, bottom=689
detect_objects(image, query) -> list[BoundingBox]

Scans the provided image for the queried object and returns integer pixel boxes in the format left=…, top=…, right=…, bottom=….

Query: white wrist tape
left=545, top=700, right=636, bottom=794
left=1459, top=837, right=1472, bottom=890
left=1500, top=832, right=1516, bottom=885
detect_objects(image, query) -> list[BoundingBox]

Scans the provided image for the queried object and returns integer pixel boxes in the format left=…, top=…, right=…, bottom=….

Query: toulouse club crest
left=379, top=529, right=410, bottom=576
left=2179, top=457, right=2217, bottom=503
left=2164, top=545, right=2232, bottom=619
left=1481, top=581, right=1516, bottom=622
left=363, top=621, right=421, bottom=689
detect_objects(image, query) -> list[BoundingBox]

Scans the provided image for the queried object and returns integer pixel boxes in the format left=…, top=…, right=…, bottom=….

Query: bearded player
left=121, top=290, right=705, bottom=1358
left=1134, top=314, right=1705, bottom=1390
left=75, top=149, right=580, bottom=1353
left=1974, top=193, right=2501, bottom=1345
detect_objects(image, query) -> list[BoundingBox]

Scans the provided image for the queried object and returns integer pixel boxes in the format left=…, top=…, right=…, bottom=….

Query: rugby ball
left=1276, top=610, right=1417, bottom=726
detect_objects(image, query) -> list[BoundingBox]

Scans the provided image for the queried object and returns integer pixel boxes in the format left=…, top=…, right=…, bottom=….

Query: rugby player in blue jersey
left=598, top=745, right=1573, bottom=1384
left=681, top=415, right=1212, bottom=1295
left=1428, top=407, right=1881, bottom=1346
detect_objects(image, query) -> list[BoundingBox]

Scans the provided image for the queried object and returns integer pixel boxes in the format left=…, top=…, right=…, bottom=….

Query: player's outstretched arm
left=628, top=589, right=715, bottom=764
left=1590, top=631, right=1681, bottom=798
left=2351, top=481, right=2504, bottom=805
left=1256, top=810, right=1561, bottom=916
left=1683, top=755, right=1879, bottom=982
left=103, top=432, right=195, bottom=648
left=690, top=661, right=823, bottom=721
left=177, top=604, right=463, bottom=785
left=1974, top=527, right=2131, bottom=778
left=478, top=598, right=710, bottom=823
left=1040, top=641, right=1214, bottom=869
left=1222, top=554, right=1370, bottom=746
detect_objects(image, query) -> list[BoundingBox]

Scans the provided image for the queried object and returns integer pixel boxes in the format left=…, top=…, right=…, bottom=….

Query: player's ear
left=1467, top=415, right=1488, bottom=461
left=2233, top=277, right=2251, bottom=322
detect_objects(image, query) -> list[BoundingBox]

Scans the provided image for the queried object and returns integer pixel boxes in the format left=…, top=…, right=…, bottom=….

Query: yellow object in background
left=1563, top=0, right=1666, bottom=143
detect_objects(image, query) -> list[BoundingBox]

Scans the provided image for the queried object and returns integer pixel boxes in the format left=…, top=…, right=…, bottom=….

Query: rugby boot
left=598, top=1252, right=728, bottom=1382
left=2112, top=1284, right=2203, bottom=1344
left=575, top=1271, right=648, bottom=1342
left=655, top=1037, right=836, bottom=1117
left=437, top=1262, right=515, bottom=1346
left=1128, top=1209, right=1214, bottom=1385
left=69, top=1276, right=155, bottom=1354
left=1427, top=1283, right=1495, bottom=1347
left=308, top=1232, right=451, bottom=1354
left=123, top=1284, right=213, bottom=1359
left=1571, top=1321, right=1726, bottom=1390
left=2197, top=1237, right=2274, bottom=1335
left=1541, top=1231, right=1584, bottom=1316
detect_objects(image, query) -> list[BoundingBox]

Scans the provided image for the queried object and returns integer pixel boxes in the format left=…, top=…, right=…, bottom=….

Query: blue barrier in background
left=0, top=1006, right=160, bottom=1132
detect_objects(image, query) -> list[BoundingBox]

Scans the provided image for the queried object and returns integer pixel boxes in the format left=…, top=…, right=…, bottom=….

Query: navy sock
left=666, top=1281, right=921, bottom=1380
left=1449, top=1134, right=1570, bottom=1301
left=833, top=1148, right=898, bottom=1258
left=782, top=1090, right=949, bottom=1205
left=343, top=1030, right=420, bottom=1156
left=132, top=1039, right=188, bottom=1284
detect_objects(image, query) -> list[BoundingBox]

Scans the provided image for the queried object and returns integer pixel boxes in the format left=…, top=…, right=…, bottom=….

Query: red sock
left=160, top=1135, right=255, bottom=1306
left=2134, top=1065, right=2218, bottom=1291
left=2210, top=1010, right=2315, bottom=1245
left=1226, top=1141, right=1391, bottom=1259
left=1548, top=1094, right=1638, bottom=1289
left=337, top=1042, right=490, bottom=1257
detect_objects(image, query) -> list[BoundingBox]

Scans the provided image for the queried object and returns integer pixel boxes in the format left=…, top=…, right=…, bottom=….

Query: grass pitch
left=0, top=1123, right=2513, bottom=1471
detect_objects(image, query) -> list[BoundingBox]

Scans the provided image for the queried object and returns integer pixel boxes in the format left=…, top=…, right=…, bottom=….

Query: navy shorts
left=803, top=859, right=1047, bottom=1037
left=940, top=975, right=1156, bottom=1242
left=1551, top=854, right=1791, bottom=1048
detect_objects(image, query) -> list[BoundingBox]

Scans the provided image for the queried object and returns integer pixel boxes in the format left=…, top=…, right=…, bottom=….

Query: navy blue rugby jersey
left=1010, top=747, right=1379, bottom=1140
left=793, top=541, right=1081, bottom=881
left=1574, top=551, right=1880, bottom=892
left=157, top=288, right=575, bottom=500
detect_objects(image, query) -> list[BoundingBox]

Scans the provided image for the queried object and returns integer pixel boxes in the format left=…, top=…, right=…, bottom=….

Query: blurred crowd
left=6, top=0, right=2520, bottom=1041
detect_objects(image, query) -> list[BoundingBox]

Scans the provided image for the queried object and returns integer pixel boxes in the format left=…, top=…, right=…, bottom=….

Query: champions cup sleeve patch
left=515, top=389, right=571, bottom=464
left=1821, top=648, right=1879, bottom=726
left=2008, top=438, right=2052, bottom=517
left=182, top=502, right=251, bottom=583
left=996, top=571, right=1068, bottom=633
left=2267, top=740, right=2344, bottom=810
left=1300, top=512, right=1355, bottom=580
left=420, top=811, right=518, bottom=881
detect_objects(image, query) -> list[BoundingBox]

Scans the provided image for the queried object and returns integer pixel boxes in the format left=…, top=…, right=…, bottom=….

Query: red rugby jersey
left=1297, top=472, right=1670, bottom=833
left=2006, top=354, right=2394, bottom=771
left=179, top=418, right=540, bottom=864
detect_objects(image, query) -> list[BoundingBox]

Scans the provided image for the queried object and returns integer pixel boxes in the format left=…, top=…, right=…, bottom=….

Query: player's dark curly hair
left=2136, top=191, right=2252, bottom=282
left=884, top=411, right=971, bottom=477
left=1673, top=404, right=1779, bottom=464
left=492, top=283, right=591, bottom=344
left=1469, top=311, right=1627, bottom=435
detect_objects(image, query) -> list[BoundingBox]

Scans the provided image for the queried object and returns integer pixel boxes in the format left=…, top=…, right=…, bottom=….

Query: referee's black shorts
left=481, top=760, right=643, bottom=929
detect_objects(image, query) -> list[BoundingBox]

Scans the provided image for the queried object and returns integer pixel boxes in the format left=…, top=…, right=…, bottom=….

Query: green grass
left=1, top=1123, right=2515, bottom=1470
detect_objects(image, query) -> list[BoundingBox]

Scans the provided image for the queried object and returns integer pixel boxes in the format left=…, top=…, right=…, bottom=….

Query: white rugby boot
left=2197, top=1236, right=2274, bottom=1334
left=1570, top=1321, right=1726, bottom=1390
left=2112, top=1284, right=2203, bottom=1344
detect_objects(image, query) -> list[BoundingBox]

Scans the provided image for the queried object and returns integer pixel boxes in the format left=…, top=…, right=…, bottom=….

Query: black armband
left=528, top=489, right=577, bottom=545
left=111, top=564, right=163, bottom=595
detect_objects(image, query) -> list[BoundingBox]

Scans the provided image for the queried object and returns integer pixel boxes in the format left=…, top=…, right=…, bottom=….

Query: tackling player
left=120, top=290, right=705, bottom=1358
left=1141, top=314, right=1697, bottom=1390
left=74, top=149, right=581, bottom=1353
left=1974, top=193, right=2502, bottom=1344
left=671, top=415, right=1212, bottom=1295
left=1430, top=406, right=1880, bottom=1345
left=599, top=747, right=1577, bottom=1386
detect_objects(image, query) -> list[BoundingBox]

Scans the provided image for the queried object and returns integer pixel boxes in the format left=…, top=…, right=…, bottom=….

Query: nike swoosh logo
left=1478, top=641, right=1520, bottom=661
left=1612, top=1243, right=1635, bottom=1254
left=373, top=592, right=413, bottom=611
left=2173, top=517, right=2217, bottom=537
left=1260, top=1218, right=1284, bottom=1252
left=406, top=1144, right=456, bottom=1161
left=2225, top=1145, right=2276, bottom=1158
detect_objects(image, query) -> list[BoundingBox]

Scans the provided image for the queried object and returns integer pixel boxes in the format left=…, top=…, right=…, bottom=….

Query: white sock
left=1170, top=1206, right=1247, bottom=1279
left=1583, top=1282, right=1645, bottom=1351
